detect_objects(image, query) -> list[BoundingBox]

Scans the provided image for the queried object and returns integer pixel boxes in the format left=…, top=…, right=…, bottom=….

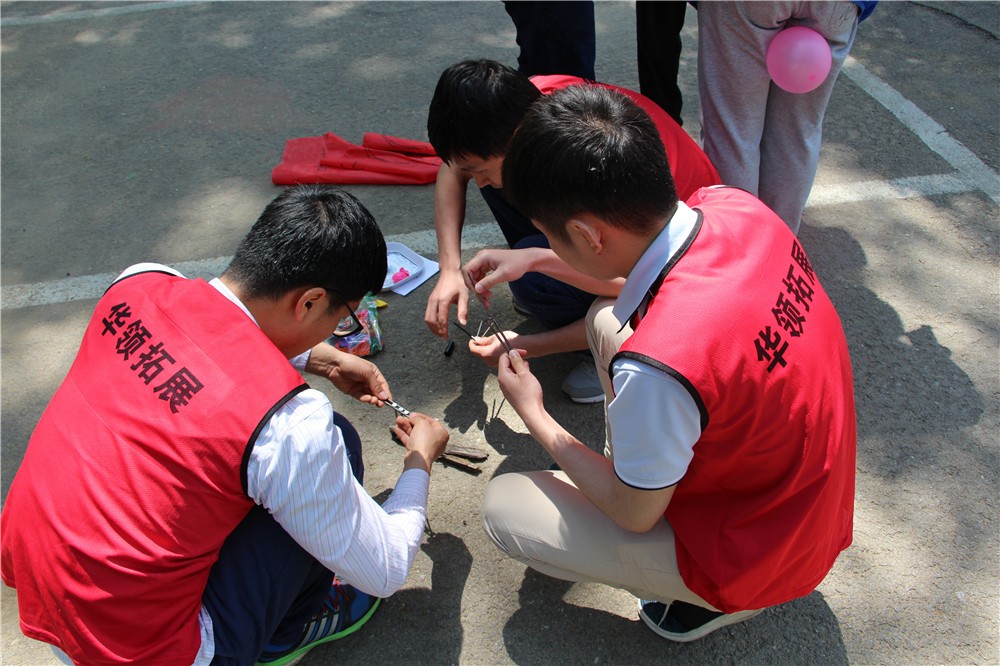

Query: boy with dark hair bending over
left=2, top=186, right=449, bottom=665
left=479, top=86, right=856, bottom=642
left=424, top=58, right=718, bottom=403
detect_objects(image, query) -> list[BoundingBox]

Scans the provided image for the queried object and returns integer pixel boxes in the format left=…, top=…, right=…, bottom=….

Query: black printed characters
left=753, top=240, right=817, bottom=373
left=101, top=301, right=203, bottom=413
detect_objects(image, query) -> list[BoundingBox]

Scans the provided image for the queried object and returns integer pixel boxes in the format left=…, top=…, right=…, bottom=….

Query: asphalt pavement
left=1, top=2, right=997, bottom=664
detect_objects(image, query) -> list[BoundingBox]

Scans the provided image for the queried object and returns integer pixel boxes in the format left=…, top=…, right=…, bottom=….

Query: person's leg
left=585, top=298, right=632, bottom=407
left=585, top=298, right=633, bottom=453
left=482, top=469, right=765, bottom=642
left=335, top=411, right=364, bottom=485
left=482, top=470, right=712, bottom=608
left=204, top=506, right=336, bottom=664
left=205, top=414, right=369, bottom=664
left=757, top=1, right=860, bottom=233
left=635, top=0, right=687, bottom=125
left=503, top=1, right=596, bottom=80
left=479, top=185, right=539, bottom=250
left=697, top=1, right=787, bottom=195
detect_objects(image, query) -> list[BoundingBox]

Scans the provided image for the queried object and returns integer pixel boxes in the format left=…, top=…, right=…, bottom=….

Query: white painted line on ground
left=841, top=57, right=1000, bottom=207
left=808, top=173, right=973, bottom=207
left=0, top=1, right=201, bottom=26
left=0, top=169, right=976, bottom=311
left=0, top=225, right=505, bottom=310
left=3, top=47, right=995, bottom=312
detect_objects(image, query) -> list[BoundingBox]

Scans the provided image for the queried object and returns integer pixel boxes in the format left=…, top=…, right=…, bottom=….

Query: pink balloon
left=766, top=26, right=833, bottom=94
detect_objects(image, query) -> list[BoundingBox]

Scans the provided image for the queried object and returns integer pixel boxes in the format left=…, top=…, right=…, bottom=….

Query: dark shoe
left=638, top=599, right=762, bottom=643
left=256, top=580, right=381, bottom=665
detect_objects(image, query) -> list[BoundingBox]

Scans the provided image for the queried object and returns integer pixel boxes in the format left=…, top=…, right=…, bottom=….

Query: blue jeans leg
left=478, top=185, right=539, bottom=249
left=205, top=413, right=364, bottom=665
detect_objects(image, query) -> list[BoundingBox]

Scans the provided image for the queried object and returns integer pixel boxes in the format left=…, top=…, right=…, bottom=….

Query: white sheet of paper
left=387, top=248, right=439, bottom=296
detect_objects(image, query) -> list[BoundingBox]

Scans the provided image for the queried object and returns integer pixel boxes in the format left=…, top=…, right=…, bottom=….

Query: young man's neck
left=622, top=203, right=678, bottom=277
left=218, top=275, right=312, bottom=359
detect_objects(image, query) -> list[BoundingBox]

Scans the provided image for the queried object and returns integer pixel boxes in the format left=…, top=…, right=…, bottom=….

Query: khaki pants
left=481, top=299, right=717, bottom=609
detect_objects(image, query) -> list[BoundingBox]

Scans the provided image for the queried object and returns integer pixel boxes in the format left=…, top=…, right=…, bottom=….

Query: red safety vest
left=614, top=187, right=856, bottom=612
left=1, top=271, right=306, bottom=664
left=530, top=75, right=721, bottom=200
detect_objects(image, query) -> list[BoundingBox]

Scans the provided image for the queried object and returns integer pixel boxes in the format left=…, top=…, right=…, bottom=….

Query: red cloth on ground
left=272, top=132, right=442, bottom=186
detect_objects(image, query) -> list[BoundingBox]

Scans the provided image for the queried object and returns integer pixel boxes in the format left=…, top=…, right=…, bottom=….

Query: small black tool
left=451, top=321, right=475, bottom=339
left=383, top=398, right=412, bottom=418
left=444, top=340, right=456, bottom=356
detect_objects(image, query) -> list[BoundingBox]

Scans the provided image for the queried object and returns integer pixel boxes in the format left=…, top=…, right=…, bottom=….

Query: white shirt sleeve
left=288, top=350, right=310, bottom=373
left=607, top=358, right=702, bottom=489
left=245, top=389, right=428, bottom=598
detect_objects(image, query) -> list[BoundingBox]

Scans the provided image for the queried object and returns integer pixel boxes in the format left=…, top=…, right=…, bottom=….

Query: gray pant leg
left=758, top=1, right=860, bottom=233
left=482, top=470, right=717, bottom=609
left=697, top=1, right=788, bottom=198
left=698, top=1, right=859, bottom=233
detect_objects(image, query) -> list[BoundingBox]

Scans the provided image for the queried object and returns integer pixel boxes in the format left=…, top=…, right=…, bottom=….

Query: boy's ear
left=294, top=287, right=327, bottom=322
left=567, top=215, right=604, bottom=254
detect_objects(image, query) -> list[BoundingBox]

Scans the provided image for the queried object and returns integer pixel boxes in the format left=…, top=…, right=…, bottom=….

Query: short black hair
left=224, top=186, right=386, bottom=304
left=502, top=85, right=678, bottom=243
left=426, top=59, right=542, bottom=163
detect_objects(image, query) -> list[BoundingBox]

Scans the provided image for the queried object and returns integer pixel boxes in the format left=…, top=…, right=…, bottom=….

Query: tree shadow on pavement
left=442, top=355, right=492, bottom=435
left=801, top=225, right=986, bottom=476
left=483, top=412, right=550, bottom=473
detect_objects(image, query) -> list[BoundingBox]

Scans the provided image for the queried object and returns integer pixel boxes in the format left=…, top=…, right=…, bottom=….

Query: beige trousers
left=481, top=299, right=717, bottom=609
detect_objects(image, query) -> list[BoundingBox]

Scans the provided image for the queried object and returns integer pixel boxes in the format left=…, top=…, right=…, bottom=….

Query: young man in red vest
left=479, top=85, right=856, bottom=641
left=1, top=186, right=450, bottom=665
left=423, top=59, right=719, bottom=404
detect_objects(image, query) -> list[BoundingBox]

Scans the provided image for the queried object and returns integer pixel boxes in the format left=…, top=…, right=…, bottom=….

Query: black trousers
left=204, top=412, right=365, bottom=665
left=636, top=0, right=689, bottom=125
left=504, top=1, right=596, bottom=80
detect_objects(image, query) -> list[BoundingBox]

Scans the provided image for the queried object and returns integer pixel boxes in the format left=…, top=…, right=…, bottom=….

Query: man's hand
left=463, top=248, right=537, bottom=309
left=307, top=343, right=390, bottom=406
left=424, top=268, right=469, bottom=338
left=393, top=413, right=450, bottom=474
left=497, top=349, right=545, bottom=425
left=468, top=331, right=522, bottom=368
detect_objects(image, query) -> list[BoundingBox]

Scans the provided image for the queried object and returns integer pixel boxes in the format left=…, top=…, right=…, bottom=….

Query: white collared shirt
left=113, top=265, right=429, bottom=665
left=606, top=204, right=703, bottom=490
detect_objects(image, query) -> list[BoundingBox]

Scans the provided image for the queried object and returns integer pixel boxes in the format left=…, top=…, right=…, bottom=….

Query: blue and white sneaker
left=256, top=580, right=381, bottom=666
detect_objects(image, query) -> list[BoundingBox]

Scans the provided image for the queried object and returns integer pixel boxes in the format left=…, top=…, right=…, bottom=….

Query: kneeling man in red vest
left=1, top=185, right=449, bottom=664
left=476, top=85, right=856, bottom=642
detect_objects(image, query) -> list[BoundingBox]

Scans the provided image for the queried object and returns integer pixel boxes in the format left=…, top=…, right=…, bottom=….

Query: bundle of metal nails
left=455, top=270, right=514, bottom=354
left=451, top=319, right=513, bottom=355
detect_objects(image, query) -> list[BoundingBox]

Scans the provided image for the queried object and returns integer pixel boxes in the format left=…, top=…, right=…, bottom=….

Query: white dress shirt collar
left=611, top=202, right=699, bottom=327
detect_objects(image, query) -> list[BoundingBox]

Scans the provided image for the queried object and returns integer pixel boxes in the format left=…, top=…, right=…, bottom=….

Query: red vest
left=1, top=271, right=307, bottom=664
left=530, top=75, right=721, bottom=200
left=614, top=187, right=856, bottom=612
